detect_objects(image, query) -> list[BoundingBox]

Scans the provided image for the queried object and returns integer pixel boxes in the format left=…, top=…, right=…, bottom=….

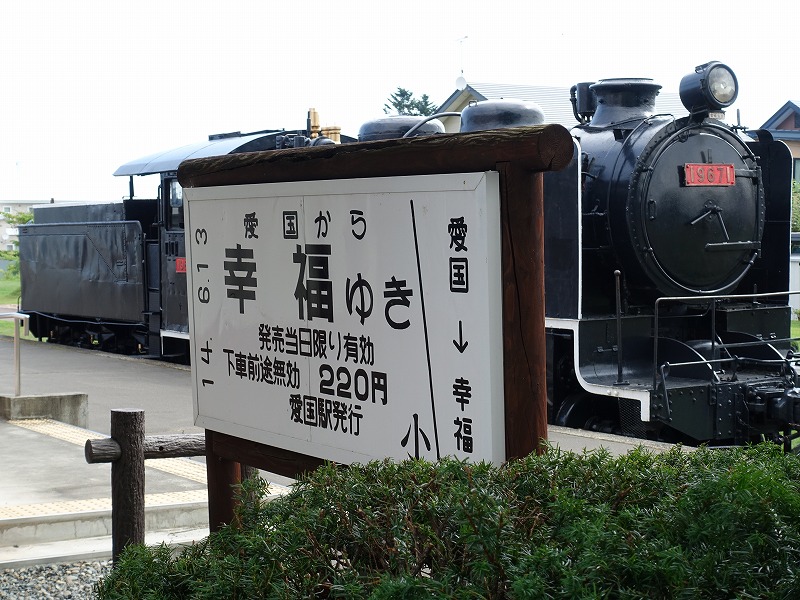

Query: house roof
left=754, top=100, right=800, bottom=142
left=1, top=199, right=47, bottom=206
left=759, top=100, right=800, bottom=129
left=437, top=82, right=687, bottom=131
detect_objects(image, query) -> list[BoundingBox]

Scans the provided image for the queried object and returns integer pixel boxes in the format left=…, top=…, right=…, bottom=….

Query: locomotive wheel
left=555, top=393, right=620, bottom=432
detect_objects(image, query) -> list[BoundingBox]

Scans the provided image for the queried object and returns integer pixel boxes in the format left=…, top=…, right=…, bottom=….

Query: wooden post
left=204, top=431, right=328, bottom=530
left=85, top=433, right=206, bottom=463
left=205, top=430, right=242, bottom=532
left=498, top=164, right=548, bottom=458
left=110, top=409, right=145, bottom=564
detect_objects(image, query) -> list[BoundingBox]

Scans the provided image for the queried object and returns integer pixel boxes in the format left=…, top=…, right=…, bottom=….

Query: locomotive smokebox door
left=631, top=123, right=763, bottom=297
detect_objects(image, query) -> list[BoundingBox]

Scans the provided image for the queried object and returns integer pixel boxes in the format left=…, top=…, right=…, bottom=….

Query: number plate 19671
left=684, top=163, right=736, bottom=186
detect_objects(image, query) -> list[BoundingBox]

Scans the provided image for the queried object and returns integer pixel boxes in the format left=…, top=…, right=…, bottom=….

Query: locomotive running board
left=161, top=329, right=190, bottom=340
left=545, top=317, right=652, bottom=421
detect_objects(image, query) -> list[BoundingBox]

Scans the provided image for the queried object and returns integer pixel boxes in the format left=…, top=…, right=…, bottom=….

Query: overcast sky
left=2, top=0, right=797, bottom=202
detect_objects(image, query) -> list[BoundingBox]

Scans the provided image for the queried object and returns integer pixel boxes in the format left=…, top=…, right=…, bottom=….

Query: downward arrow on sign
left=453, top=320, right=468, bottom=353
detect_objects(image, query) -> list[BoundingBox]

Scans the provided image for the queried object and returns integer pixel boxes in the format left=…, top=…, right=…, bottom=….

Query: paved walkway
left=0, top=338, right=233, bottom=567
left=0, top=336, right=672, bottom=566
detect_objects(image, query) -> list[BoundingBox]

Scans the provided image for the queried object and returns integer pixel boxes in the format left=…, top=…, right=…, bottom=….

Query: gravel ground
left=0, top=561, right=111, bottom=599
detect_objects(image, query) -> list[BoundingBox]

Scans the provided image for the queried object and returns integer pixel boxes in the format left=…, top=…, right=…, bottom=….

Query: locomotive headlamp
left=679, top=61, right=738, bottom=114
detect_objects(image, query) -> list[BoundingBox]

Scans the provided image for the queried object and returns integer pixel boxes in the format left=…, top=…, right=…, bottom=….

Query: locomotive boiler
left=540, top=62, right=798, bottom=448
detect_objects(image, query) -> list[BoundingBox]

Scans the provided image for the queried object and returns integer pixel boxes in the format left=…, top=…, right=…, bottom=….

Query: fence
left=84, top=409, right=205, bottom=563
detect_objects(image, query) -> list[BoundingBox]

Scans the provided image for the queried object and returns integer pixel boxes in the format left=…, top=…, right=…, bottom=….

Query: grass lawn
left=0, top=278, right=20, bottom=306
left=0, top=319, right=35, bottom=339
left=0, top=276, right=37, bottom=339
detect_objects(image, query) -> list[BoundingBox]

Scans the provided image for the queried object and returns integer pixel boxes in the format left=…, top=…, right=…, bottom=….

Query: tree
left=412, top=93, right=437, bottom=117
left=793, top=179, right=800, bottom=232
left=2, top=210, right=33, bottom=227
left=1, top=211, right=32, bottom=278
left=384, top=87, right=437, bottom=116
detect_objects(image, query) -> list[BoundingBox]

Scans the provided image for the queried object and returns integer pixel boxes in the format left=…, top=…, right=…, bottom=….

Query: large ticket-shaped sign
left=185, top=172, right=505, bottom=464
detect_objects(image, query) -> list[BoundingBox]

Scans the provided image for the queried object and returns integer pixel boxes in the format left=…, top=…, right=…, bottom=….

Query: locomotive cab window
left=166, top=178, right=184, bottom=230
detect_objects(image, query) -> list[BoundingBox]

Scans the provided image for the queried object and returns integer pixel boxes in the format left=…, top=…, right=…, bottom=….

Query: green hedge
left=97, top=444, right=800, bottom=599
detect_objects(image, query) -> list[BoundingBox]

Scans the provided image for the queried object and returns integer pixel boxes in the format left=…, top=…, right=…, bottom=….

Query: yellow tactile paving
left=0, top=498, right=112, bottom=519
left=10, top=418, right=104, bottom=444
left=0, top=490, right=209, bottom=520
left=9, top=418, right=207, bottom=482
left=2, top=419, right=289, bottom=521
left=147, top=456, right=207, bottom=483
left=144, top=489, right=209, bottom=507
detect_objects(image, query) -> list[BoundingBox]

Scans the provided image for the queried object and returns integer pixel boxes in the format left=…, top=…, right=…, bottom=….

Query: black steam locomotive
left=541, top=62, right=796, bottom=449
left=18, top=125, right=350, bottom=360
left=18, top=62, right=799, bottom=449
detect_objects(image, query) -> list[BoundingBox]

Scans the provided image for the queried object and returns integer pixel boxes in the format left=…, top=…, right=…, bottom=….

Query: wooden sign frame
left=178, top=125, right=574, bottom=530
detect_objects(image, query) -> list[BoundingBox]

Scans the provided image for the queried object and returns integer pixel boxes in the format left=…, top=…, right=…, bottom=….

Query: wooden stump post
left=85, top=414, right=207, bottom=562
left=110, top=409, right=145, bottom=564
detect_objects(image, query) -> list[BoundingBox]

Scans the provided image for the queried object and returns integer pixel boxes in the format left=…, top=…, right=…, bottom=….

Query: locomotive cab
left=157, top=173, right=190, bottom=358
left=108, top=116, right=355, bottom=360
left=19, top=118, right=353, bottom=362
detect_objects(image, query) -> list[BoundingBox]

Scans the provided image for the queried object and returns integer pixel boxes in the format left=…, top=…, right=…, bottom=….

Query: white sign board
left=185, top=172, right=505, bottom=464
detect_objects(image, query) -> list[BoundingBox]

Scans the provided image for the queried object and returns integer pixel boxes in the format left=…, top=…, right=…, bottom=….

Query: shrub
left=96, top=444, right=800, bottom=599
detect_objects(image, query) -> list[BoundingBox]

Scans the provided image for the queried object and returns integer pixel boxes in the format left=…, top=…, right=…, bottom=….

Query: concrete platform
left=0, top=417, right=208, bottom=567
left=0, top=336, right=675, bottom=567
left=0, top=528, right=210, bottom=569
left=0, top=392, right=87, bottom=427
left=547, top=424, right=675, bottom=455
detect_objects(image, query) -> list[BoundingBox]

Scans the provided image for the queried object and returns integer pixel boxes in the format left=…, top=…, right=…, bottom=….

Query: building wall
left=784, top=140, right=800, bottom=180
left=776, top=112, right=800, bottom=131
left=0, top=201, right=39, bottom=251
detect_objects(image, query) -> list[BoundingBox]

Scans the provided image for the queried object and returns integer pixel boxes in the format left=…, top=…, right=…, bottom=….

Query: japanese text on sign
left=185, top=172, right=505, bottom=465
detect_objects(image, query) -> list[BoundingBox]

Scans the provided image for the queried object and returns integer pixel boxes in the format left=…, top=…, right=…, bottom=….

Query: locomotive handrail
left=401, top=112, right=461, bottom=138
left=0, top=312, right=30, bottom=397
left=716, top=337, right=800, bottom=350
left=652, top=289, right=800, bottom=390
left=659, top=355, right=798, bottom=371
left=653, top=333, right=800, bottom=395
